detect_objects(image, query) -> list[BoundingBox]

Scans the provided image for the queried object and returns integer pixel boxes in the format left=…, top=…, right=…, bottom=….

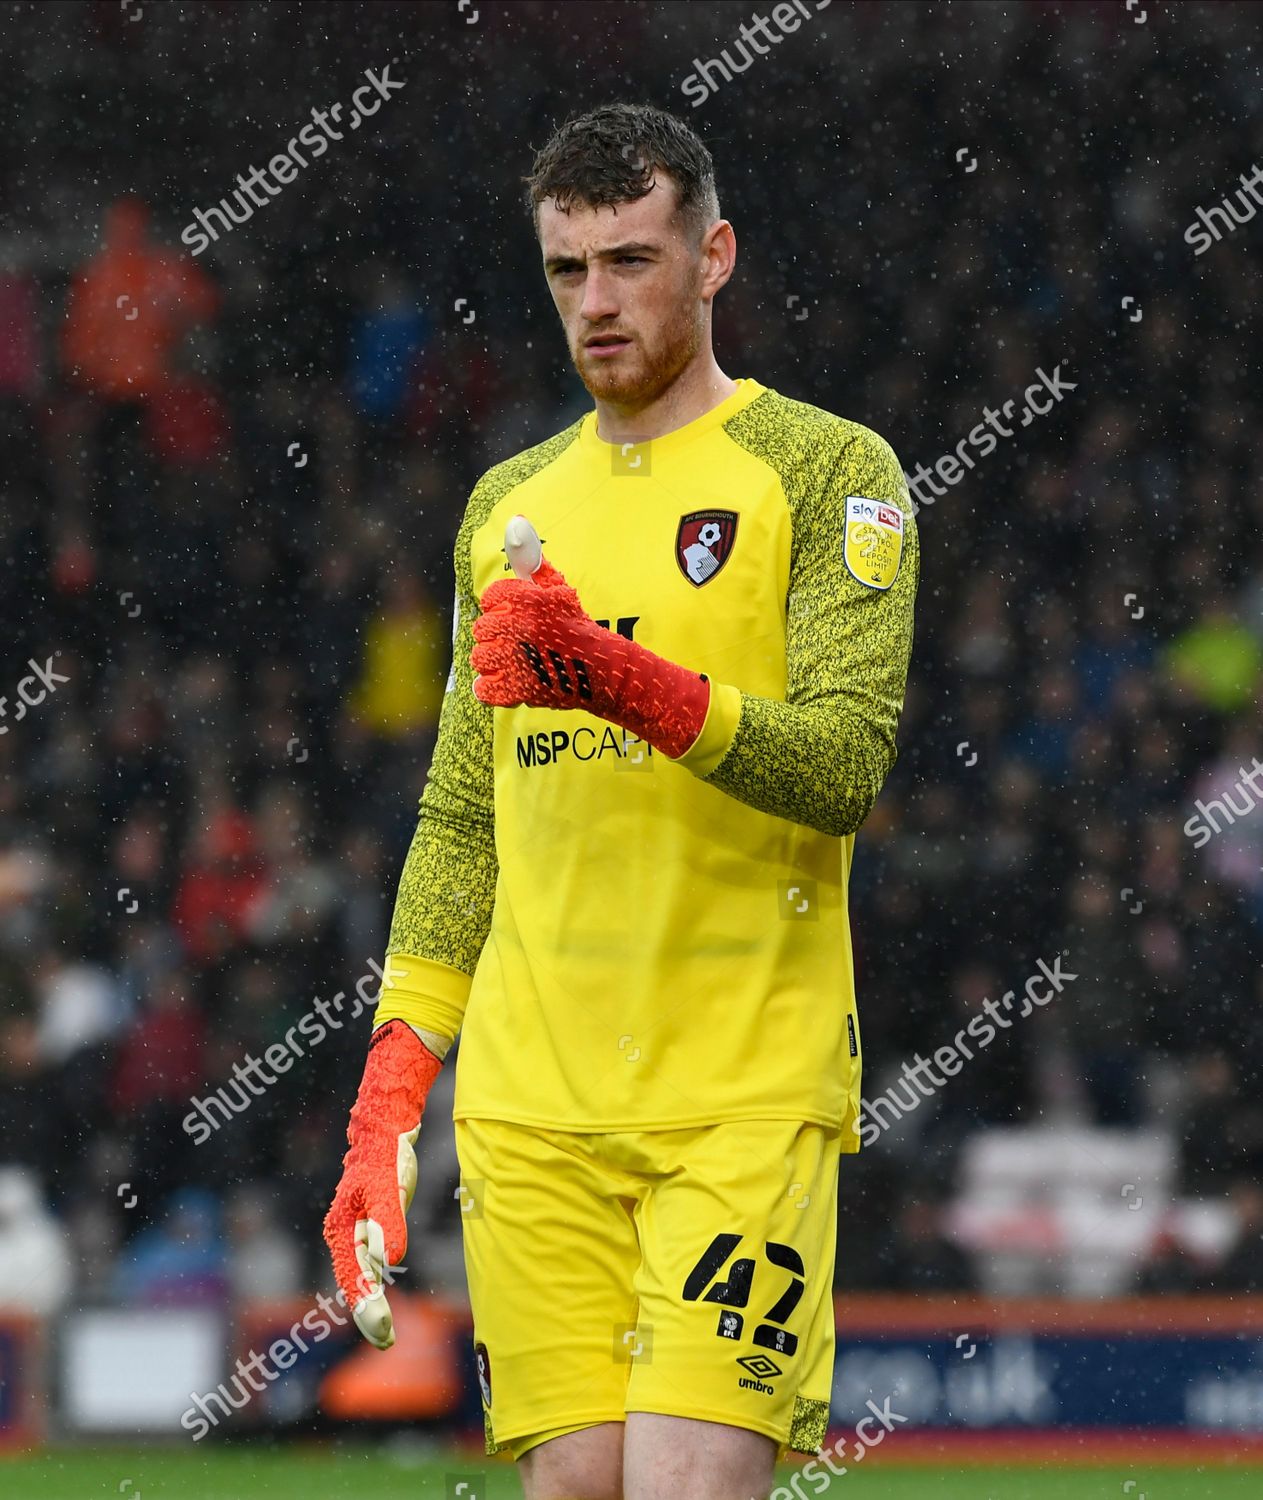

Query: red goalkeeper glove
left=322, top=1019, right=442, bottom=1349
left=470, top=517, right=710, bottom=760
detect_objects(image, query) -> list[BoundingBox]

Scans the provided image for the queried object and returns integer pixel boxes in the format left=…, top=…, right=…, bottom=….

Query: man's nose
left=580, top=266, right=620, bottom=323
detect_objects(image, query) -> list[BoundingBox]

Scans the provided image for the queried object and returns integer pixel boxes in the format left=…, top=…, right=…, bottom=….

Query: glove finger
left=364, top=1183, right=409, bottom=1268
left=352, top=1218, right=395, bottom=1349
left=353, top=1287, right=396, bottom=1350
left=355, top=1214, right=388, bottom=1292
left=471, top=608, right=509, bottom=643
left=398, top=1124, right=420, bottom=1218
left=478, top=573, right=583, bottom=627
left=531, top=557, right=568, bottom=589
left=478, top=578, right=528, bottom=614
left=471, top=636, right=510, bottom=672
left=474, top=601, right=554, bottom=642
left=322, top=1193, right=368, bottom=1312
left=473, top=648, right=542, bottom=703
left=472, top=667, right=536, bottom=708
left=470, top=639, right=517, bottom=675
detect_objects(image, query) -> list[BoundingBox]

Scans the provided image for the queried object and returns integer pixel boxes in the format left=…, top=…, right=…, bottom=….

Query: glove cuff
left=599, top=634, right=712, bottom=760
left=346, top=1019, right=443, bottom=1148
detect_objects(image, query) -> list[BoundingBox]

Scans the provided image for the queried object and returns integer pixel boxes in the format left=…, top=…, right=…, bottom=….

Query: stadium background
left=1, top=0, right=1261, bottom=1494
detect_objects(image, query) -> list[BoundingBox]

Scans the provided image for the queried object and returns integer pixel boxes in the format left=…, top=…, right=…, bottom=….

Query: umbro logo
left=736, top=1352, right=782, bottom=1393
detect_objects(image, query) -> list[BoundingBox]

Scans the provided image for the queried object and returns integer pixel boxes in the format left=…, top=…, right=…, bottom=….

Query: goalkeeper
left=325, top=102, right=917, bottom=1500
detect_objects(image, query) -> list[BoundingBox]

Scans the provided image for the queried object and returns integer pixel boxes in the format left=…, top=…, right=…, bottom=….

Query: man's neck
left=593, top=359, right=739, bottom=445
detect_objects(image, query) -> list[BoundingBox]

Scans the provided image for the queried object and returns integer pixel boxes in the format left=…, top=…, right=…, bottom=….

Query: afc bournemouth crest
left=676, top=509, right=738, bottom=587
left=475, top=1342, right=492, bottom=1408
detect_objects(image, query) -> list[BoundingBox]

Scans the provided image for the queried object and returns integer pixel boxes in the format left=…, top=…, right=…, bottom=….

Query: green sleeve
left=384, top=486, right=499, bottom=980
left=686, top=424, right=918, bottom=838
left=381, top=422, right=584, bottom=1023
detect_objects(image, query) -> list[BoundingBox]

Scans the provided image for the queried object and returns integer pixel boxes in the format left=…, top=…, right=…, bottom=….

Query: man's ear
left=699, top=219, right=737, bottom=301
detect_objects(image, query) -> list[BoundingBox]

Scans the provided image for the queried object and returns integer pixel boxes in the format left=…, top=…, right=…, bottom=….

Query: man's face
left=538, top=175, right=710, bottom=410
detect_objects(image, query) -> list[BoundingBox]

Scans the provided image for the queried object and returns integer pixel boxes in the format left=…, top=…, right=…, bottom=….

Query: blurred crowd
left=0, top=0, right=1260, bottom=1316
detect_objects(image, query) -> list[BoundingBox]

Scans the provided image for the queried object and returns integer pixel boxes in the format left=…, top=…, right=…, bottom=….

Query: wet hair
left=524, top=102, right=720, bottom=245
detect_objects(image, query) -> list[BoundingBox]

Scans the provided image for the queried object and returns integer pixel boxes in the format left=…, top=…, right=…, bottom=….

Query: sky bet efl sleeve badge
left=843, top=496, right=904, bottom=590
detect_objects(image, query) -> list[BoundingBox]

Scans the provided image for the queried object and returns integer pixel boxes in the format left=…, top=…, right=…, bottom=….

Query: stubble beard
left=574, top=298, right=704, bottom=412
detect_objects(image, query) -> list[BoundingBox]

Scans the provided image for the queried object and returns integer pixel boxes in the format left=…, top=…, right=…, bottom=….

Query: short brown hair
left=524, top=102, right=720, bottom=245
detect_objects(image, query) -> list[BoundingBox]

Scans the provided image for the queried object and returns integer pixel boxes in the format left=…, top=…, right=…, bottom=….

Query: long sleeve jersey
left=376, top=377, right=918, bottom=1144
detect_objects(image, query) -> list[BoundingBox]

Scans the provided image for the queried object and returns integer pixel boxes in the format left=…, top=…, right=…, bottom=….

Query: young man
left=324, top=103, right=918, bottom=1500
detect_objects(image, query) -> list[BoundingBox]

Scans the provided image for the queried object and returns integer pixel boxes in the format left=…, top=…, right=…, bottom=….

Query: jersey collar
left=580, top=376, right=766, bottom=458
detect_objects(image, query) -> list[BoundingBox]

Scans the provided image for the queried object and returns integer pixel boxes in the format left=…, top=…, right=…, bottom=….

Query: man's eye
left=619, top=255, right=645, bottom=265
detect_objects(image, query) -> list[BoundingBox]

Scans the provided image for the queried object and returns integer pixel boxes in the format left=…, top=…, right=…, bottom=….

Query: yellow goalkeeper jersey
left=377, top=377, right=918, bottom=1144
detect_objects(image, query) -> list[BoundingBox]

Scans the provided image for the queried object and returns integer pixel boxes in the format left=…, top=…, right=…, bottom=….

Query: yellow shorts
left=454, top=1115, right=839, bottom=1460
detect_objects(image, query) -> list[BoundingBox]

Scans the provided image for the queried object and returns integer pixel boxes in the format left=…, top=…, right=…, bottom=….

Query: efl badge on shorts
left=676, top=509, right=738, bottom=587
left=475, top=1342, right=492, bottom=1408
left=843, top=496, right=903, bottom=590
